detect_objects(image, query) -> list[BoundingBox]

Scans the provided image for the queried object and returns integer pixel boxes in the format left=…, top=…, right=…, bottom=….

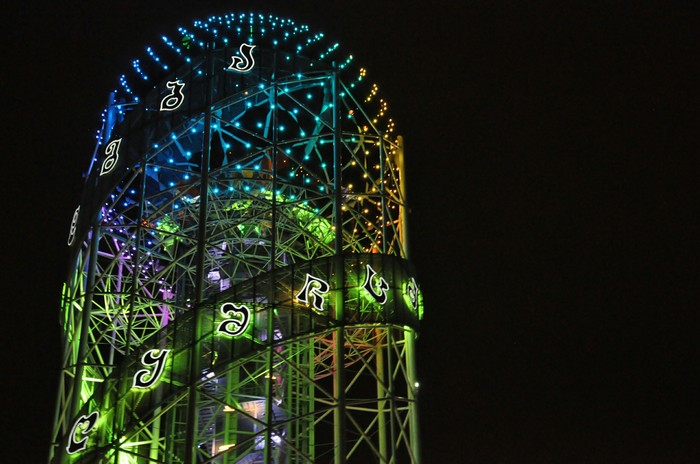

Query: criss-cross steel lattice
left=51, top=12, right=422, bottom=464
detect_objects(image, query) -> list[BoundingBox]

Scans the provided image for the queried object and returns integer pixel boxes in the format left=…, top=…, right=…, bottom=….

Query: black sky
left=2, top=1, right=698, bottom=462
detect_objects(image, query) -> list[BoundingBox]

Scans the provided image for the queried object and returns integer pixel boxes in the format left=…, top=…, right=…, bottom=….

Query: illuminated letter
left=100, top=138, right=121, bottom=176
left=227, top=43, right=256, bottom=73
left=132, top=349, right=170, bottom=389
left=363, top=264, right=389, bottom=305
left=296, top=273, right=330, bottom=313
left=160, top=80, right=186, bottom=111
left=66, top=411, right=99, bottom=455
left=405, top=277, right=419, bottom=311
left=216, top=302, right=251, bottom=337
left=67, top=206, right=80, bottom=246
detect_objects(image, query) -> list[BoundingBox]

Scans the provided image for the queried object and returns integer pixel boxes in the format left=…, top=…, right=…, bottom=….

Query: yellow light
left=218, top=444, right=236, bottom=452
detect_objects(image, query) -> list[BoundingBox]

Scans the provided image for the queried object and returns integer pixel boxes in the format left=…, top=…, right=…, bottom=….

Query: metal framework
left=51, top=12, right=423, bottom=464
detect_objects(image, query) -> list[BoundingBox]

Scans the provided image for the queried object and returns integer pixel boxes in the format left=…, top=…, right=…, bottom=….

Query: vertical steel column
left=307, top=335, right=316, bottom=461
left=149, top=389, right=163, bottom=461
left=124, top=167, right=147, bottom=359
left=396, top=136, right=409, bottom=258
left=405, top=327, right=421, bottom=463
left=265, top=60, right=279, bottom=463
left=376, top=329, right=388, bottom=462
left=379, top=136, right=387, bottom=254
left=332, top=68, right=347, bottom=464
left=59, top=222, right=100, bottom=464
left=287, top=342, right=296, bottom=464
left=185, top=44, right=215, bottom=464
left=399, top=136, right=419, bottom=461
left=115, top=167, right=149, bottom=464
left=222, top=368, right=239, bottom=463
left=386, top=328, right=398, bottom=460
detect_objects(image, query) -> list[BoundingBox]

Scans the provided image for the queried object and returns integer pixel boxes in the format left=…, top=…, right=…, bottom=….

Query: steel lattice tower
left=51, top=12, right=423, bottom=464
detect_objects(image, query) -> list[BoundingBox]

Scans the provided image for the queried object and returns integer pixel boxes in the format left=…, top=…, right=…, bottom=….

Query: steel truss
left=51, top=13, right=421, bottom=464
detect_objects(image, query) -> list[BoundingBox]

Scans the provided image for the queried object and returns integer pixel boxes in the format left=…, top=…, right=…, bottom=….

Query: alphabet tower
left=51, top=12, right=423, bottom=464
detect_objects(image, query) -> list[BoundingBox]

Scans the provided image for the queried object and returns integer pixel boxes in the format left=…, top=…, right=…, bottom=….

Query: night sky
left=3, top=1, right=698, bottom=462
